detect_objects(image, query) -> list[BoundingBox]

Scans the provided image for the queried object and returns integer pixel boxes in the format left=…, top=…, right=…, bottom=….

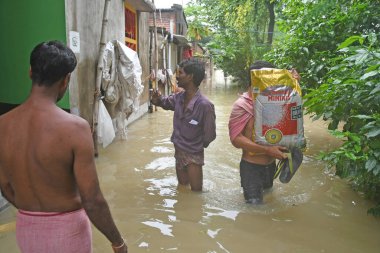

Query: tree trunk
left=266, top=0, right=275, bottom=46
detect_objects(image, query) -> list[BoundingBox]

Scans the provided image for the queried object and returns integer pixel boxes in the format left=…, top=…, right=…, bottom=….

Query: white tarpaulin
left=100, top=40, right=143, bottom=140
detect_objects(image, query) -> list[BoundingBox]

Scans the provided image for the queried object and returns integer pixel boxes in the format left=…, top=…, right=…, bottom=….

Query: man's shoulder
left=49, top=112, right=92, bottom=148
left=197, top=92, right=213, bottom=104
left=233, top=94, right=252, bottom=106
left=197, top=96, right=215, bottom=112
left=0, top=104, right=19, bottom=119
left=0, top=106, right=22, bottom=129
left=231, top=96, right=244, bottom=107
left=58, top=111, right=90, bottom=131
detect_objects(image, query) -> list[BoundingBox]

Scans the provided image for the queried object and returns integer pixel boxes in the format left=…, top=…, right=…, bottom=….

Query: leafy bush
left=305, top=34, right=380, bottom=215
left=190, top=0, right=380, bottom=214
left=265, top=0, right=380, bottom=216
left=266, top=0, right=380, bottom=90
left=193, top=0, right=276, bottom=85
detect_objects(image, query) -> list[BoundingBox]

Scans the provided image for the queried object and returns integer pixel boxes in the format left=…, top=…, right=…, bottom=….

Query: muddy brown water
left=1, top=84, right=379, bottom=253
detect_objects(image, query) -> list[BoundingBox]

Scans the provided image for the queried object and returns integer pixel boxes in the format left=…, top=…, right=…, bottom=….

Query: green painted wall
left=0, top=1, right=70, bottom=109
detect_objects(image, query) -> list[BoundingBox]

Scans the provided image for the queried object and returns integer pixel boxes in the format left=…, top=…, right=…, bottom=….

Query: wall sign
left=69, top=31, right=80, bottom=54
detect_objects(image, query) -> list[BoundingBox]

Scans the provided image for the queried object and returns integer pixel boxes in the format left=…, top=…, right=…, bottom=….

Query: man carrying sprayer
left=151, top=58, right=216, bottom=191
left=228, top=60, right=301, bottom=204
left=0, top=41, right=127, bottom=253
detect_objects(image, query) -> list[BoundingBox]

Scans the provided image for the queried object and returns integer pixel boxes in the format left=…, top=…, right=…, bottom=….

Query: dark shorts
left=174, top=146, right=204, bottom=170
left=240, top=159, right=276, bottom=203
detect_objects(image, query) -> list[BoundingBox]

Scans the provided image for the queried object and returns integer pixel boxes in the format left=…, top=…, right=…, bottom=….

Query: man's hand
left=290, top=68, right=301, bottom=82
left=112, top=239, right=128, bottom=253
left=112, top=244, right=127, bottom=253
left=265, top=145, right=288, bottom=160
left=151, top=89, right=161, bottom=105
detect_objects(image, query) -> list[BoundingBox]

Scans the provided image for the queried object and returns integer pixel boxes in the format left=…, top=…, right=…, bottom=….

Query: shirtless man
left=228, top=60, right=299, bottom=204
left=0, top=41, right=127, bottom=253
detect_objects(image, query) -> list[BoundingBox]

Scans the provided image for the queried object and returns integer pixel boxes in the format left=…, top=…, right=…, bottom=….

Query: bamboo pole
left=92, top=0, right=111, bottom=157
left=152, top=0, right=158, bottom=91
left=152, top=0, right=158, bottom=111
left=148, top=29, right=153, bottom=113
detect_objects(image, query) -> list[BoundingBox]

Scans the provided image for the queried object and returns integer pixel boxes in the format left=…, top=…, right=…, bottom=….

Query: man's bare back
left=0, top=41, right=127, bottom=252
left=0, top=99, right=92, bottom=212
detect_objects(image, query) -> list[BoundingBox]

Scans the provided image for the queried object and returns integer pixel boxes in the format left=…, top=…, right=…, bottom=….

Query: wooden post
left=152, top=0, right=158, bottom=111
left=92, top=0, right=111, bottom=157
left=148, top=29, right=153, bottom=113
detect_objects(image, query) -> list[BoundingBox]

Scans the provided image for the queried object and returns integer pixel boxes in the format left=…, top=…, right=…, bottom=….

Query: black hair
left=247, top=60, right=275, bottom=88
left=30, top=40, right=77, bottom=86
left=178, top=58, right=205, bottom=87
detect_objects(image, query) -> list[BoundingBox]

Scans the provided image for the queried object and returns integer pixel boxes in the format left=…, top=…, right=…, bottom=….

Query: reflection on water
left=204, top=206, right=239, bottom=221
left=145, top=176, right=178, bottom=196
left=1, top=84, right=380, bottom=253
left=142, top=220, right=174, bottom=237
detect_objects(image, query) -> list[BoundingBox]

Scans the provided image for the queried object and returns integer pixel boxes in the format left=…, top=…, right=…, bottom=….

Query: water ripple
left=144, top=157, right=175, bottom=171
left=150, top=146, right=172, bottom=153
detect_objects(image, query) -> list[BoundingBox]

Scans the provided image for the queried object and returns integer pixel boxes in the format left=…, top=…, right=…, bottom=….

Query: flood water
left=1, top=79, right=380, bottom=253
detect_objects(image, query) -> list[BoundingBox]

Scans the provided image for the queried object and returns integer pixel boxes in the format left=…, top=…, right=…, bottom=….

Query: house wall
left=65, top=0, right=151, bottom=125
left=150, top=12, right=177, bottom=32
left=173, top=5, right=188, bottom=35
left=149, top=5, right=187, bottom=35
left=148, top=4, right=190, bottom=94
left=0, top=1, right=69, bottom=111
left=64, top=0, right=125, bottom=123
left=137, top=12, right=151, bottom=106
left=0, top=0, right=152, bottom=121
left=126, top=11, right=151, bottom=125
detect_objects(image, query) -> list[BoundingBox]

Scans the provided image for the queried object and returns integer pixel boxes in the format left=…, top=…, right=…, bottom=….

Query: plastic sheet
left=97, top=100, right=115, bottom=148
left=100, top=40, right=143, bottom=140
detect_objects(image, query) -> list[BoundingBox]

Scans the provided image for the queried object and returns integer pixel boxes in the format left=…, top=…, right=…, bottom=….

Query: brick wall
left=148, top=12, right=176, bottom=32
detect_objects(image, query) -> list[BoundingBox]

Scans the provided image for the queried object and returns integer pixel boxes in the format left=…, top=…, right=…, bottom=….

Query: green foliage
left=185, top=2, right=211, bottom=42
left=194, top=0, right=276, bottom=85
left=188, top=0, right=380, bottom=215
left=265, top=0, right=380, bottom=90
left=305, top=34, right=380, bottom=124
left=264, top=0, right=380, bottom=215
left=319, top=115, right=380, bottom=216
